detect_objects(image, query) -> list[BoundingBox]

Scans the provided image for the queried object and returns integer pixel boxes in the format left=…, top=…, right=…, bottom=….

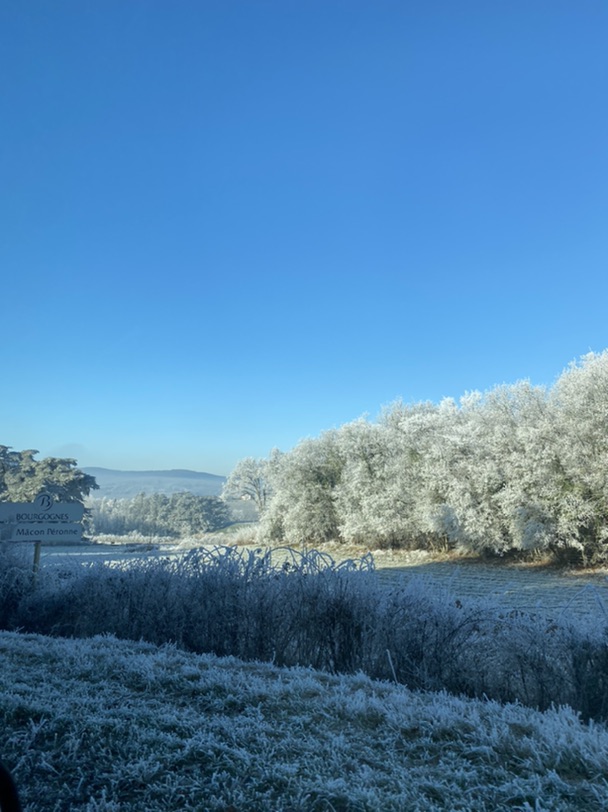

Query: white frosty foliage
left=221, top=453, right=280, bottom=514
left=239, top=350, right=608, bottom=561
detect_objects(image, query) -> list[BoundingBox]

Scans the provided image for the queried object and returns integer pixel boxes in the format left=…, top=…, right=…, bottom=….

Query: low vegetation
left=2, top=630, right=608, bottom=811
left=2, top=544, right=608, bottom=724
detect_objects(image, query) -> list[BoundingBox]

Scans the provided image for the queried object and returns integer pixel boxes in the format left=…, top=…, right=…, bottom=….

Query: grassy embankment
left=3, top=630, right=608, bottom=811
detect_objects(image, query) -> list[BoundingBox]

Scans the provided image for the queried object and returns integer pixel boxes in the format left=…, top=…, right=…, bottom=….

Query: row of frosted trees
left=88, top=492, right=230, bottom=538
left=225, top=352, right=608, bottom=564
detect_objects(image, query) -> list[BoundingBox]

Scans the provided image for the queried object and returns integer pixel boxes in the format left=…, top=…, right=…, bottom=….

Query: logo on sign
left=34, top=493, right=53, bottom=510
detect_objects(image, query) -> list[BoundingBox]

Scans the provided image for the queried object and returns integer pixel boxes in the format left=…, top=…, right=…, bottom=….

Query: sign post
left=0, top=493, right=85, bottom=579
left=33, top=540, right=42, bottom=580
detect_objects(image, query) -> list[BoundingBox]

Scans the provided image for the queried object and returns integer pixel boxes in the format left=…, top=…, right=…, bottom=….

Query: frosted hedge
left=234, top=351, right=608, bottom=563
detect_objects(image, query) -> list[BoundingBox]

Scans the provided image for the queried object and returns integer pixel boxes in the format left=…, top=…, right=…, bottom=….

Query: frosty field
left=374, top=556, right=608, bottom=618
left=2, top=630, right=608, bottom=811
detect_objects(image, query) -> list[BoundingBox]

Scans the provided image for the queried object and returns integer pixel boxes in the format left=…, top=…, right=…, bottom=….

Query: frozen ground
left=375, top=558, right=608, bottom=618
left=2, top=630, right=608, bottom=811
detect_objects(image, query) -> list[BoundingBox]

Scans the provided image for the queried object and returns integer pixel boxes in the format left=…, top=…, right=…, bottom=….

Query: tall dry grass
left=1, top=543, right=607, bottom=722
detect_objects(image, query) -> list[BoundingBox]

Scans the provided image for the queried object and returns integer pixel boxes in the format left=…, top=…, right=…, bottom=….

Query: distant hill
left=83, top=467, right=226, bottom=499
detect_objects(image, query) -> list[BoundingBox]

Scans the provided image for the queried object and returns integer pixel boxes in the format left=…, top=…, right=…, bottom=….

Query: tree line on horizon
left=88, top=492, right=230, bottom=537
left=224, top=351, right=608, bottom=565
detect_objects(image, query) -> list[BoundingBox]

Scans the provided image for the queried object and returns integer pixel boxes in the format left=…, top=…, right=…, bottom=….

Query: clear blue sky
left=2, top=1, right=607, bottom=475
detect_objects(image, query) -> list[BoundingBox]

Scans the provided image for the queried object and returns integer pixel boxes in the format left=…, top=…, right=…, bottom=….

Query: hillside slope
left=2, top=631, right=608, bottom=811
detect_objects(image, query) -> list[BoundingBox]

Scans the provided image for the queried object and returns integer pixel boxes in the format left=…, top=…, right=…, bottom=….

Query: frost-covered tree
left=437, top=383, right=555, bottom=554
left=333, top=418, right=400, bottom=546
left=334, top=404, right=454, bottom=549
left=0, top=446, right=98, bottom=503
left=259, top=433, right=344, bottom=545
left=170, top=491, right=230, bottom=535
left=222, top=454, right=279, bottom=514
left=547, top=351, right=608, bottom=562
left=89, top=492, right=230, bottom=537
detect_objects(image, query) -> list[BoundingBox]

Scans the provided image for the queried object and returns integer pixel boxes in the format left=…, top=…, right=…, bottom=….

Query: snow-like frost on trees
left=222, top=454, right=279, bottom=514
left=258, top=434, right=344, bottom=545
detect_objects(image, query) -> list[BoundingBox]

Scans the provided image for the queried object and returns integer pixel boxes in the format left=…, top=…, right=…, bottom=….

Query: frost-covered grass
left=2, top=544, right=608, bottom=723
left=2, top=630, right=608, bottom=811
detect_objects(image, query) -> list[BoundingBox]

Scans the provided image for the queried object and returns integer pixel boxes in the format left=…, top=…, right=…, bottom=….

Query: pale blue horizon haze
left=2, top=1, right=607, bottom=476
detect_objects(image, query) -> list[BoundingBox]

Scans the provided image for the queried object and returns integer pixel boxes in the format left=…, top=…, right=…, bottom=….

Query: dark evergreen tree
left=0, top=446, right=98, bottom=504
